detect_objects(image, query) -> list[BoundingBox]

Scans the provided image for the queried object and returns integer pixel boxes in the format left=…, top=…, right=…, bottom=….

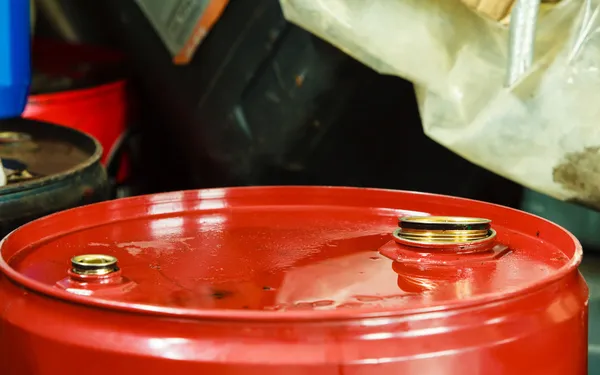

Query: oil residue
left=122, top=233, right=415, bottom=311
left=11, top=207, right=570, bottom=313
left=266, top=250, right=410, bottom=311
left=1, top=138, right=90, bottom=182
left=150, top=247, right=410, bottom=311
left=139, top=243, right=563, bottom=312
left=553, top=146, right=600, bottom=209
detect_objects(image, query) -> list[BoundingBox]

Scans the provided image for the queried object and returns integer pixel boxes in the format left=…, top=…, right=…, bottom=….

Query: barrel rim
left=0, top=186, right=583, bottom=322
left=27, top=79, right=127, bottom=104
left=0, top=117, right=103, bottom=195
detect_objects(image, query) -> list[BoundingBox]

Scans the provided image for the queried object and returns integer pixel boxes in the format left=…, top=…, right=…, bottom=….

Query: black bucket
left=0, top=117, right=109, bottom=237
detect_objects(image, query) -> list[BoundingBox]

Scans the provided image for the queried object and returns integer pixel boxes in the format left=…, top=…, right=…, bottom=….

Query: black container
left=0, top=117, right=109, bottom=237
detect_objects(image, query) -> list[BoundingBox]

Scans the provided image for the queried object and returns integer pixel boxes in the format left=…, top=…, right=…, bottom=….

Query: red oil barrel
left=22, top=38, right=131, bottom=183
left=0, top=187, right=588, bottom=374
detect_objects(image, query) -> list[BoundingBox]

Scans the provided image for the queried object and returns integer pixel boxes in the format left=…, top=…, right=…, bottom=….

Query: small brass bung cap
left=71, top=254, right=119, bottom=276
left=394, top=216, right=496, bottom=248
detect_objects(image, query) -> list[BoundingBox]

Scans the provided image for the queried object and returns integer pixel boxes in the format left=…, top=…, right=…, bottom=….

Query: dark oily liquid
left=0, top=139, right=91, bottom=179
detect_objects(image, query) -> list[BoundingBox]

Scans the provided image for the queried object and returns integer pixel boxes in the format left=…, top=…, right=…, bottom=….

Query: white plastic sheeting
left=281, top=0, right=600, bottom=208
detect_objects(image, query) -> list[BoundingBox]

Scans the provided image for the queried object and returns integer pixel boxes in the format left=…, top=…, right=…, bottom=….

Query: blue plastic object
left=0, top=0, right=30, bottom=120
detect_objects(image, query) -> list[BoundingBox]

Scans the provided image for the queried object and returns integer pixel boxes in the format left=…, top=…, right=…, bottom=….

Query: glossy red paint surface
left=0, top=187, right=588, bottom=374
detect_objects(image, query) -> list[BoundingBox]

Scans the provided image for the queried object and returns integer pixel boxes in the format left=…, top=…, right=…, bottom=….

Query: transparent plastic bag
left=280, top=0, right=600, bottom=208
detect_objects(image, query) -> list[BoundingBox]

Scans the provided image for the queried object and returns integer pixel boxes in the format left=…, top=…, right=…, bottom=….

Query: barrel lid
left=0, top=117, right=101, bottom=191
left=0, top=187, right=581, bottom=320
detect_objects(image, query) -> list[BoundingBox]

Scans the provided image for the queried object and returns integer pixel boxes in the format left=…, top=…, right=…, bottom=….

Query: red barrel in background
left=22, top=38, right=131, bottom=183
left=0, top=187, right=588, bottom=374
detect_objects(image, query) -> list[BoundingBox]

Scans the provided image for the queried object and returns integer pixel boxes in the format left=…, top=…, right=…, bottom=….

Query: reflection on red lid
left=0, top=187, right=580, bottom=320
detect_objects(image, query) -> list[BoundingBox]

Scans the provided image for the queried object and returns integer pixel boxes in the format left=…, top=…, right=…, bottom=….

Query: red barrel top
left=0, top=186, right=581, bottom=320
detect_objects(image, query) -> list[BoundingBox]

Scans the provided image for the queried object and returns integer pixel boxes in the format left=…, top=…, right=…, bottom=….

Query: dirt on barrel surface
left=553, top=146, right=600, bottom=210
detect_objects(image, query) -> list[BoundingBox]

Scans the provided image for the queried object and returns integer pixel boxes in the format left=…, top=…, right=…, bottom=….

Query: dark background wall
left=35, top=0, right=523, bottom=207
